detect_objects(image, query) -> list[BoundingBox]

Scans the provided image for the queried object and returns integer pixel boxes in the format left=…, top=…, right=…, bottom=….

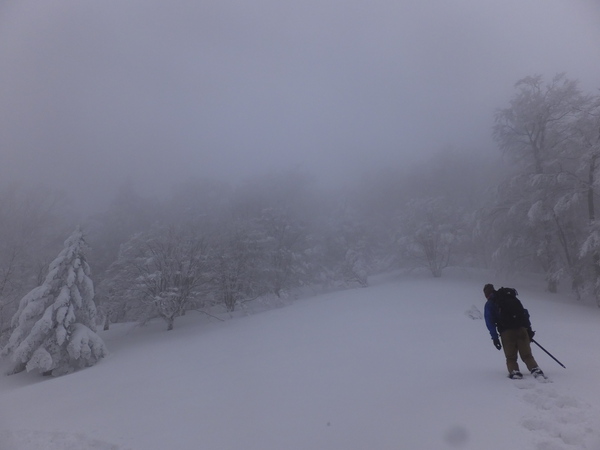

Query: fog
left=1, top=0, right=599, bottom=213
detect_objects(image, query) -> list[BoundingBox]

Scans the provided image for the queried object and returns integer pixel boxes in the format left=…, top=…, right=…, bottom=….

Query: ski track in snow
left=514, top=378, right=600, bottom=450
left=0, top=430, right=125, bottom=450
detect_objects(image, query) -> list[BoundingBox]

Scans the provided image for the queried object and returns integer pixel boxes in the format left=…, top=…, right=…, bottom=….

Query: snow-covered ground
left=1, top=269, right=599, bottom=450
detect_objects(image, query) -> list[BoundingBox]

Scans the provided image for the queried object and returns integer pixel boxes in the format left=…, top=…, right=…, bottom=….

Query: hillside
left=1, top=270, right=599, bottom=450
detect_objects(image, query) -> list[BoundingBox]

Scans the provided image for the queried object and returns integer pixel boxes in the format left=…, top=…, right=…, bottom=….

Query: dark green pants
left=500, top=327, right=539, bottom=374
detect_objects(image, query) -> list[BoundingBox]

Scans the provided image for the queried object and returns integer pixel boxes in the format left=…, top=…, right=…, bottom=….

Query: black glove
left=493, top=338, right=502, bottom=350
left=527, top=328, right=535, bottom=342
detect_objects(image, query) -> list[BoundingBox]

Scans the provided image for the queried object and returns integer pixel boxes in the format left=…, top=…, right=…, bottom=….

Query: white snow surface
left=1, top=269, right=600, bottom=450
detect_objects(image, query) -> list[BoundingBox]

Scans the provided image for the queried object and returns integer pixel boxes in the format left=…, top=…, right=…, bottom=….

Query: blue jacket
left=484, top=295, right=500, bottom=340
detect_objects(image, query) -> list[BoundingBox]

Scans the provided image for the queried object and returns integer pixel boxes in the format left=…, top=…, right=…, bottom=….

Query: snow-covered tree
left=309, top=203, right=372, bottom=287
left=259, top=207, right=311, bottom=296
left=493, top=74, right=583, bottom=174
left=343, top=248, right=369, bottom=287
left=492, top=74, right=589, bottom=293
left=112, top=227, right=211, bottom=331
left=2, top=228, right=107, bottom=376
left=211, top=219, right=267, bottom=312
left=397, top=198, right=465, bottom=277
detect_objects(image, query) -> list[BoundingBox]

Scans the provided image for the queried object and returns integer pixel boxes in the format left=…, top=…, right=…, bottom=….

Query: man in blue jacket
left=483, top=283, right=544, bottom=379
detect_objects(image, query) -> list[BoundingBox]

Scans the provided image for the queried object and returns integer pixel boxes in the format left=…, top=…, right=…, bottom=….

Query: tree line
left=1, top=73, right=599, bottom=374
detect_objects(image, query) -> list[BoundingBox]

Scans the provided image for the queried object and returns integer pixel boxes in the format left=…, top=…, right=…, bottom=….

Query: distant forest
left=1, top=73, right=599, bottom=342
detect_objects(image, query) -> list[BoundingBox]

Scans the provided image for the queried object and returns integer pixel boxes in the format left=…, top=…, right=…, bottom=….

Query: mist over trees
left=1, top=73, right=600, bottom=373
left=492, top=74, right=600, bottom=297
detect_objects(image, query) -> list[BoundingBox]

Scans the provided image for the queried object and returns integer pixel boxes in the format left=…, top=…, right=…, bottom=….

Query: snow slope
left=1, top=270, right=599, bottom=450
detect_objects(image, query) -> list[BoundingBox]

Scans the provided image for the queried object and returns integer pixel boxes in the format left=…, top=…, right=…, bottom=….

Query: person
left=483, top=283, right=545, bottom=379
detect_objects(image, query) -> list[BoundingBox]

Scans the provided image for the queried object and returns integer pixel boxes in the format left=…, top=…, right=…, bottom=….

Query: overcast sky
left=1, top=0, right=599, bottom=212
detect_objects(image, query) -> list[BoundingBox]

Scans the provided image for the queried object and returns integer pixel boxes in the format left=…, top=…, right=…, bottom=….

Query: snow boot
left=508, top=370, right=523, bottom=379
left=531, top=367, right=546, bottom=379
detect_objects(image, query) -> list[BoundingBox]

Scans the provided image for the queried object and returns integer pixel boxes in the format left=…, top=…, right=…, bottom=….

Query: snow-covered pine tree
left=1, top=227, right=107, bottom=376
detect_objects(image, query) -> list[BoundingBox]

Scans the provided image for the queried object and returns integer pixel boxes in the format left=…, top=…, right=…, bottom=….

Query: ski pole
left=531, top=338, right=566, bottom=368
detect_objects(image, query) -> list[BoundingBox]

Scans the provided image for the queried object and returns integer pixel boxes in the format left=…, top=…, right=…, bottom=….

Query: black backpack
left=493, top=287, right=530, bottom=330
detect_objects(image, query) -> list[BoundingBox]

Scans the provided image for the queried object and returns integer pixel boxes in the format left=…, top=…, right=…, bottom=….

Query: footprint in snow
left=0, top=430, right=124, bottom=450
left=514, top=381, right=600, bottom=449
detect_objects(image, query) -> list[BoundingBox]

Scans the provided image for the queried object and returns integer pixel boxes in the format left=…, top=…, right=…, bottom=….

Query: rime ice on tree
left=2, top=228, right=107, bottom=376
